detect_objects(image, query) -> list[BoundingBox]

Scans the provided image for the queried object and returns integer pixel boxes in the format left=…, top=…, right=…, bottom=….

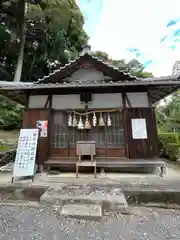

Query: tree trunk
left=13, top=0, right=26, bottom=83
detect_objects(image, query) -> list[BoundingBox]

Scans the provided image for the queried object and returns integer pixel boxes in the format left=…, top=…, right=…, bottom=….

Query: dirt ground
left=0, top=130, right=19, bottom=142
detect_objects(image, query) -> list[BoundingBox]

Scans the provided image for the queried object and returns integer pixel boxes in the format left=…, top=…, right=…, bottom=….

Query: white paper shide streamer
left=92, top=112, right=97, bottom=127
left=99, top=112, right=105, bottom=126
left=68, top=113, right=72, bottom=127
left=72, top=112, right=77, bottom=127
left=78, top=116, right=84, bottom=129
left=107, top=113, right=111, bottom=126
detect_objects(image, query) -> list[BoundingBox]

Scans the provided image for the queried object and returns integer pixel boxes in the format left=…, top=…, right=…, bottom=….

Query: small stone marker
left=60, top=203, right=102, bottom=219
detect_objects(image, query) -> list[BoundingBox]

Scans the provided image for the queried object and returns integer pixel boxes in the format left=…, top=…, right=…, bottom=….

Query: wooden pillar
left=44, top=93, right=53, bottom=168
left=151, top=107, right=159, bottom=155
left=122, top=91, right=129, bottom=158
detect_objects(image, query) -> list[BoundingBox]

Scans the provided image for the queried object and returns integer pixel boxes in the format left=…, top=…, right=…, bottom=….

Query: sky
left=76, top=0, right=180, bottom=77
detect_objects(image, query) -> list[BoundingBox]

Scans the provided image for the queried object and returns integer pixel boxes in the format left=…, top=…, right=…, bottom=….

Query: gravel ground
left=0, top=205, right=180, bottom=239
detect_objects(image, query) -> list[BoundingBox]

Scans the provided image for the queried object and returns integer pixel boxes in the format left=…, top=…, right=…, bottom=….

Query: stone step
left=60, top=203, right=102, bottom=220
left=40, top=185, right=128, bottom=213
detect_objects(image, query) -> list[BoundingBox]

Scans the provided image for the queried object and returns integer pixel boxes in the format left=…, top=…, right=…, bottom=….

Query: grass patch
left=0, top=130, right=19, bottom=152
left=0, top=145, right=11, bottom=152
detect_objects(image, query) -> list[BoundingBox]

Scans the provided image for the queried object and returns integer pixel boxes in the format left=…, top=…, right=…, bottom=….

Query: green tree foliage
left=0, top=0, right=88, bottom=129
left=156, top=91, right=180, bottom=161
left=0, top=5, right=154, bottom=130
left=0, top=96, right=24, bottom=130
left=156, top=91, right=180, bottom=132
left=0, top=0, right=89, bottom=82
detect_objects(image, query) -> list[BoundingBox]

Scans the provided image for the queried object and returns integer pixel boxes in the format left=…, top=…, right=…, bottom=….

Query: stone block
left=60, top=203, right=102, bottom=220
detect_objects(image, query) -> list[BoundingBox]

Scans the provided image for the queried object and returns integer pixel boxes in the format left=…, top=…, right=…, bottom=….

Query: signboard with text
left=131, top=118, right=147, bottom=139
left=13, top=129, right=39, bottom=178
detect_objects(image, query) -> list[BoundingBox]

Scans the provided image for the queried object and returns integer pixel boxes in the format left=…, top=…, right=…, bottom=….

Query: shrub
left=158, top=132, right=180, bottom=161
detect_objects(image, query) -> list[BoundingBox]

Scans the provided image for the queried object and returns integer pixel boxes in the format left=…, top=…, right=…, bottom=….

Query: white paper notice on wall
left=13, top=129, right=39, bottom=178
left=131, top=118, right=147, bottom=139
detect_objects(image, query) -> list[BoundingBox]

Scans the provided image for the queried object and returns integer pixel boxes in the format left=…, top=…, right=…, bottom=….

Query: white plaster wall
left=53, top=94, right=82, bottom=109
left=52, top=93, right=122, bottom=109
left=90, top=93, right=122, bottom=109
left=29, top=95, right=48, bottom=108
left=126, top=92, right=148, bottom=107
left=63, top=68, right=112, bottom=82
left=28, top=92, right=149, bottom=109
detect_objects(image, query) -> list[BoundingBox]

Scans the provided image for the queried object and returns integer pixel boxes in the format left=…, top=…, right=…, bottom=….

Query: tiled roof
left=0, top=81, right=33, bottom=87
left=0, top=75, right=180, bottom=90
left=36, top=52, right=138, bottom=83
left=140, top=75, right=180, bottom=81
left=0, top=75, right=179, bottom=105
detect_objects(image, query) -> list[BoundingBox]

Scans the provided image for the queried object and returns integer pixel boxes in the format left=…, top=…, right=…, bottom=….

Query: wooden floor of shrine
left=44, top=157, right=165, bottom=172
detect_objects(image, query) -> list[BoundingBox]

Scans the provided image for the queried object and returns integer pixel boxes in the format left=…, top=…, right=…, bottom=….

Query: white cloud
left=89, top=0, right=180, bottom=76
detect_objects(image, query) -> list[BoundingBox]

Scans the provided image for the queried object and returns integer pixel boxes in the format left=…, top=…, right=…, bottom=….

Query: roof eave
left=1, top=79, right=180, bottom=91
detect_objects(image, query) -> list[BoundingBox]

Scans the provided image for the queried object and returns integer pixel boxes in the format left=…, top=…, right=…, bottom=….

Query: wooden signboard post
left=11, top=129, right=39, bottom=183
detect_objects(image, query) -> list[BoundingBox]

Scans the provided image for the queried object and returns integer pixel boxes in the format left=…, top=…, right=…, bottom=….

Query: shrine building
left=1, top=46, right=180, bottom=173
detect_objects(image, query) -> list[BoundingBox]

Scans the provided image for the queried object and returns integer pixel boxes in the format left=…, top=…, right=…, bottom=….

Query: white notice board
left=13, top=129, right=39, bottom=178
left=131, top=118, right=147, bottom=139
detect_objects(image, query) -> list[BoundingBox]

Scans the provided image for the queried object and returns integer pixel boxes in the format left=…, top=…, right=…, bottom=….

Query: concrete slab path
left=0, top=162, right=180, bottom=190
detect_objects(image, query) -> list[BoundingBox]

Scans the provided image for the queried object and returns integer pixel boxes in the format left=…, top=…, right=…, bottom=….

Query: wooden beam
left=147, top=90, right=152, bottom=107
left=24, top=91, right=30, bottom=108
left=150, top=86, right=178, bottom=97
left=44, top=94, right=52, bottom=108
left=44, top=95, right=50, bottom=108
left=122, top=91, right=126, bottom=108
left=150, top=86, right=180, bottom=103
left=49, top=94, right=52, bottom=108
left=29, top=86, right=149, bottom=96
left=124, top=92, right=132, bottom=107
left=47, top=94, right=53, bottom=160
